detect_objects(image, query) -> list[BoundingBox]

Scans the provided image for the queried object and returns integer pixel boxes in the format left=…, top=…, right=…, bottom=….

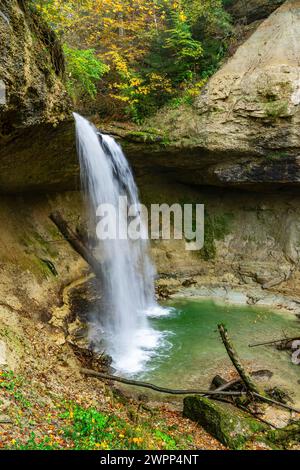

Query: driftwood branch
left=253, top=393, right=300, bottom=414
left=218, top=324, right=260, bottom=394
left=81, top=368, right=247, bottom=397
left=210, top=378, right=240, bottom=394
left=81, top=369, right=300, bottom=413
left=249, top=337, right=300, bottom=348
left=49, top=211, right=102, bottom=278
left=81, top=370, right=300, bottom=414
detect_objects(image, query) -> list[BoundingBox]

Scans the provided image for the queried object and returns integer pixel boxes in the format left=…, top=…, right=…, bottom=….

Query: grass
left=265, top=151, right=289, bottom=161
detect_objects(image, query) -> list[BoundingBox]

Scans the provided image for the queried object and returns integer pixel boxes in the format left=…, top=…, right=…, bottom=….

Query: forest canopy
left=30, top=0, right=232, bottom=122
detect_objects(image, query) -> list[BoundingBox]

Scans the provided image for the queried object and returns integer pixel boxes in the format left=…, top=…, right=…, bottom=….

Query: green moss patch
left=201, top=212, right=233, bottom=260
left=183, top=396, right=268, bottom=450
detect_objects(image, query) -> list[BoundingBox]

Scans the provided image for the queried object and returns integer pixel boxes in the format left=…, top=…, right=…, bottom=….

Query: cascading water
left=74, top=113, right=167, bottom=374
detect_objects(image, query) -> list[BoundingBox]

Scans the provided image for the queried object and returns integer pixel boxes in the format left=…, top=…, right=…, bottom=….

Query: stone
left=55, top=335, right=66, bottom=347
left=194, top=0, right=300, bottom=162
left=183, top=396, right=268, bottom=449
left=0, top=414, right=12, bottom=424
left=0, top=398, right=10, bottom=412
left=252, top=370, right=273, bottom=380
left=210, top=375, right=227, bottom=390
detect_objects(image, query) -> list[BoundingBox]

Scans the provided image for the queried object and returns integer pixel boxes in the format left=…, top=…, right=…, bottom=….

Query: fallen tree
left=217, top=323, right=260, bottom=394
left=81, top=368, right=247, bottom=397
left=49, top=211, right=102, bottom=279
left=81, top=368, right=300, bottom=414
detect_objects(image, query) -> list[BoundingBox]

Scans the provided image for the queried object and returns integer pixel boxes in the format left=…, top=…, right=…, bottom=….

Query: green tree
left=31, top=0, right=232, bottom=120
left=63, top=46, right=109, bottom=102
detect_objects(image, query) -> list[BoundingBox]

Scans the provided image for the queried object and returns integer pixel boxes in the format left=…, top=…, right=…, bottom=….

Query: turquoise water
left=137, top=299, right=300, bottom=403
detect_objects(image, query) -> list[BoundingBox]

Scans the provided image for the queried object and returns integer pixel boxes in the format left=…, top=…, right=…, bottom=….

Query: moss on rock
left=124, top=129, right=170, bottom=146
left=183, top=396, right=268, bottom=450
left=266, top=421, right=300, bottom=449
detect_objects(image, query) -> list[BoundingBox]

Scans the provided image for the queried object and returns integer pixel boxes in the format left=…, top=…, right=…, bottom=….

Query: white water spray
left=74, top=113, right=166, bottom=374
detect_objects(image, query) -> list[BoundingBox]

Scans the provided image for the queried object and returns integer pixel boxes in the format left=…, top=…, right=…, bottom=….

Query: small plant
left=62, top=405, right=110, bottom=447
left=0, top=369, right=31, bottom=408
left=0, top=369, right=16, bottom=392
left=264, top=100, right=289, bottom=119
left=265, top=151, right=289, bottom=161
left=11, top=433, right=61, bottom=450
left=154, top=430, right=177, bottom=450
left=59, top=403, right=189, bottom=450
left=5, top=394, right=195, bottom=451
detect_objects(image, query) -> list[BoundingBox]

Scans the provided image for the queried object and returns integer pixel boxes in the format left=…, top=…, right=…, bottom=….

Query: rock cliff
left=226, top=0, right=285, bottom=23
left=0, top=0, right=76, bottom=193
left=142, top=0, right=300, bottom=189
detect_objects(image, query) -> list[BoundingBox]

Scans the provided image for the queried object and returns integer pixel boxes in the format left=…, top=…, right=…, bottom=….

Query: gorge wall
left=1, top=0, right=300, bottom=372
left=0, top=0, right=77, bottom=193
left=0, top=0, right=84, bottom=372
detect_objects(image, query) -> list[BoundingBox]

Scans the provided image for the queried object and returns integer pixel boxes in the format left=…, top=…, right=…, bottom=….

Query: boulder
left=194, top=0, right=300, bottom=158
left=183, top=396, right=268, bottom=449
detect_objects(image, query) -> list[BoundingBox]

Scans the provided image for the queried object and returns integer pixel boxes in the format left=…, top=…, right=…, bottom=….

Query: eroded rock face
left=0, top=0, right=69, bottom=135
left=0, top=0, right=75, bottom=192
left=194, top=0, right=300, bottom=157
left=145, top=1, right=300, bottom=189
left=226, top=0, right=285, bottom=24
left=0, top=1, right=298, bottom=192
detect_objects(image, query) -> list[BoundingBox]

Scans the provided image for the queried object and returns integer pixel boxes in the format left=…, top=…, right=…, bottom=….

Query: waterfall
left=73, top=113, right=166, bottom=374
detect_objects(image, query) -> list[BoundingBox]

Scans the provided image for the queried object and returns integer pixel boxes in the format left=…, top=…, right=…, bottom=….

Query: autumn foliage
left=30, top=0, right=231, bottom=121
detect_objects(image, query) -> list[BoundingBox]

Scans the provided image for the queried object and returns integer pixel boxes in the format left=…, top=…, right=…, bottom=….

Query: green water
left=139, top=300, right=300, bottom=403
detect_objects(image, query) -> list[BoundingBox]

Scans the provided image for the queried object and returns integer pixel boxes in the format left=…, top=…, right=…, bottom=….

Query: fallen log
left=81, top=370, right=300, bottom=414
left=49, top=211, right=102, bottom=279
left=218, top=324, right=260, bottom=394
left=81, top=368, right=247, bottom=397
